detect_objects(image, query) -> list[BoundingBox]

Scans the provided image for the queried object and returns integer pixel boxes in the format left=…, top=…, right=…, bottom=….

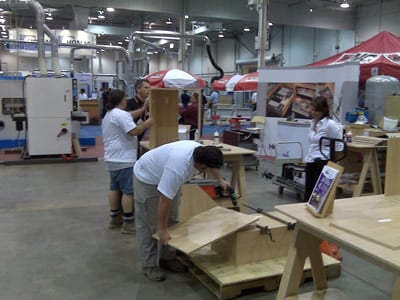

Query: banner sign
left=7, top=28, right=97, bottom=57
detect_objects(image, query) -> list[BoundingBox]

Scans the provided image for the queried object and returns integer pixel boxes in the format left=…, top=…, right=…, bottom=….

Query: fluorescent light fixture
left=268, top=22, right=273, bottom=26
left=185, top=15, right=189, bottom=19
left=169, top=42, right=174, bottom=49
left=218, top=32, right=224, bottom=38
left=165, top=17, right=172, bottom=25
left=46, top=16, right=53, bottom=20
left=243, top=26, right=250, bottom=32
left=340, top=1, right=350, bottom=8
left=117, top=41, right=123, bottom=45
left=98, top=14, right=105, bottom=19
left=106, top=7, right=115, bottom=12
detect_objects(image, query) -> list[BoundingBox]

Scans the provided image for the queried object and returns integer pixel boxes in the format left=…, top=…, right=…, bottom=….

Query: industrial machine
left=0, top=75, right=78, bottom=157
left=24, top=77, right=74, bottom=156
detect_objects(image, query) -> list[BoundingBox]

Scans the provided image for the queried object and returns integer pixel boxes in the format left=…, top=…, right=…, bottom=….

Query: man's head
left=106, top=89, right=126, bottom=111
left=191, top=92, right=199, bottom=103
left=135, top=79, right=151, bottom=101
left=193, top=146, right=224, bottom=172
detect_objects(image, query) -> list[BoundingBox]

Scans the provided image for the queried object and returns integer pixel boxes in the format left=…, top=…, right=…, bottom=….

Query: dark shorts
left=109, top=167, right=134, bottom=194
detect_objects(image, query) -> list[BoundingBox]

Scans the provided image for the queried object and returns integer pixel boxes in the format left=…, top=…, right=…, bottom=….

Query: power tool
left=215, top=185, right=239, bottom=207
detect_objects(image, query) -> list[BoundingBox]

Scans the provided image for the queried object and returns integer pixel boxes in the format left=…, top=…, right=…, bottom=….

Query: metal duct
left=69, top=44, right=131, bottom=75
left=43, top=24, right=61, bottom=77
left=27, top=0, right=47, bottom=77
left=129, top=31, right=224, bottom=82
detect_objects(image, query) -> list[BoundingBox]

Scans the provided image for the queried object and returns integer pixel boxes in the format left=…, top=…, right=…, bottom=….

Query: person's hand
left=143, top=98, right=150, bottom=111
left=218, top=179, right=231, bottom=193
left=159, top=228, right=170, bottom=245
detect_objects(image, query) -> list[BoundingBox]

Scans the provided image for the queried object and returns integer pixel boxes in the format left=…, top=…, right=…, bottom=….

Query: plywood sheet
left=330, top=206, right=400, bottom=250
left=157, top=206, right=259, bottom=254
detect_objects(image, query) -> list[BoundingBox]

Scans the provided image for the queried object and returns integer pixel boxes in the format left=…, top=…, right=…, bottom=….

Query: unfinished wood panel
left=156, top=206, right=259, bottom=254
left=149, top=88, right=179, bottom=148
left=189, top=247, right=340, bottom=287
left=211, top=214, right=295, bottom=265
left=385, top=138, right=400, bottom=196
left=330, top=206, right=400, bottom=250
left=180, top=184, right=217, bottom=222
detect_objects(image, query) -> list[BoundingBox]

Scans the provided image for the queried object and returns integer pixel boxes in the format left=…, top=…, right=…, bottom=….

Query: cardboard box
left=347, top=123, right=370, bottom=137
left=364, top=128, right=386, bottom=137
left=385, top=95, right=400, bottom=119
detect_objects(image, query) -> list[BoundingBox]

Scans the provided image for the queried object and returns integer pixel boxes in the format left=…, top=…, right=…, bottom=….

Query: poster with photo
left=265, top=82, right=335, bottom=119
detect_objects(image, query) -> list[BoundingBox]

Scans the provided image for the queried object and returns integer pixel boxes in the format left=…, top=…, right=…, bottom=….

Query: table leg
left=369, top=149, right=382, bottom=195
left=277, top=225, right=326, bottom=299
left=392, top=277, right=400, bottom=300
left=352, top=149, right=372, bottom=197
left=229, top=155, right=248, bottom=212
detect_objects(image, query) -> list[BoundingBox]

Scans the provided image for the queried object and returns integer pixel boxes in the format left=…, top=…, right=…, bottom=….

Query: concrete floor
left=0, top=159, right=396, bottom=300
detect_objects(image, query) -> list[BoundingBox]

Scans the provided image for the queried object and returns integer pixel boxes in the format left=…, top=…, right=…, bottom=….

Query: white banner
left=8, top=28, right=97, bottom=57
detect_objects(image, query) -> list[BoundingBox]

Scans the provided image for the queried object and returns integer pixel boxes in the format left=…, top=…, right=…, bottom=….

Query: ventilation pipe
left=69, top=44, right=131, bottom=77
left=130, top=31, right=224, bottom=83
left=43, top=24, right=61, bottom=77
left=26, top=0, right=47, bottom=76
left=5, top=0, right=47, bottom=76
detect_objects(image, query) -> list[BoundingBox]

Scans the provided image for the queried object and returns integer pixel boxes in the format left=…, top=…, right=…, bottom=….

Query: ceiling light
left=98, top=14, right=105, bottom=19
left=218, top=31, right=224, bottom=38
left=309, top=8, right=313, bottom=12
left=165, top=17, right=172, bottom=25
left=185, top=15, right=189, bottom=19
left=268, top=22, right=273, bottom=26
left=46, top=16, right=53, bottom=20
left=340, top=1, right=350, bottom=8
left=106, top=7, right=115, bottom=12
left=117, top=41, right=123, bottom=45
left=243, top=26, right=250, bottom=32
left=169, top=42, right=174, bottom=49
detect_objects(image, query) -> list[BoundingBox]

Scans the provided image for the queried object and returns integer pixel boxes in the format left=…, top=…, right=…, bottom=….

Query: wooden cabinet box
left=211, top=213, right=293, bottom=265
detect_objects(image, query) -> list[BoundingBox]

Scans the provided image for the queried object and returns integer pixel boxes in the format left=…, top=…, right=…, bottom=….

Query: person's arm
left=206, top=168, right=230, bottom=191
left=158, top=194, right=173, bottom=245
left=127, top=118, right=153, bottom=136
left=129, top=98, right=150, bottom=120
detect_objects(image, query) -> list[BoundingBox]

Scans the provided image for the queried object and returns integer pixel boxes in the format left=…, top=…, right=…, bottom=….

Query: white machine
left=25, top=77, right=73, bottom=156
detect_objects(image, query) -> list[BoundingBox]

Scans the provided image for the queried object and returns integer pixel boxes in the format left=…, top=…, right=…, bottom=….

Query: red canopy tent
left=211, top=74, right=243, bottom=91
left=233, top=72, right=259, bottom=91
left=145, top=69, right=206, bottom=89
left=308, top=31, right=400, bottom=84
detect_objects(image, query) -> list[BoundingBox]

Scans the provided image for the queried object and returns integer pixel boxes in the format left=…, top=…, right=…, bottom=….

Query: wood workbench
left=275, top=195, right=400, bottom=299
left=341, top=141, right=385, bottom=197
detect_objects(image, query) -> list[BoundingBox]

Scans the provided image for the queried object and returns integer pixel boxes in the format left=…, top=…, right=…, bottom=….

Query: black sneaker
left=159, top=259, right=188, bottom=273
left=143, top=266, right=166, bottom=281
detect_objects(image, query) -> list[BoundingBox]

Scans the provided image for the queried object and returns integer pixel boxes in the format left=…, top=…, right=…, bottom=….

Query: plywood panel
left=330, top=206, right=400, bottom=250
left=157, top=206, right=259, bottom=254
left=385, top=138, right=400, bottom=196
left=180, top=184, right=218, bottom=222
left=149, top=88, right=179, bottom=148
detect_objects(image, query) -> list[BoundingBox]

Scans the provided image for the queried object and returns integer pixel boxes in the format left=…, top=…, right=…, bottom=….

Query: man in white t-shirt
left=133, top=140, right=230, bottom=281
left=78, top=88, right=88, bottom=100
left=102, top=89, right=152, bottom=234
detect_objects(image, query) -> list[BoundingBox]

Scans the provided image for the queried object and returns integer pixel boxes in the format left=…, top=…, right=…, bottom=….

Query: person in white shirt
left=133, top=140, right=230, bottom=281
left=102, top=89, right=152, bottom=234
left=304, top=95, right=342, bottom=202
left=78, top=88, right=88, bottom=100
